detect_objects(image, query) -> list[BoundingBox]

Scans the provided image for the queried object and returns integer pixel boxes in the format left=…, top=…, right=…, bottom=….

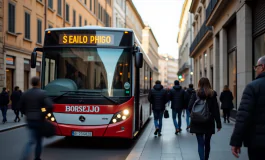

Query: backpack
left=190, top=95, right=211, bottom=123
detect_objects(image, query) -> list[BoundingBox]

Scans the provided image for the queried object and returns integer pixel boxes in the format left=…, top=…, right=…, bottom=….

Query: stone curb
left=0, top=123, right=26, bottom=133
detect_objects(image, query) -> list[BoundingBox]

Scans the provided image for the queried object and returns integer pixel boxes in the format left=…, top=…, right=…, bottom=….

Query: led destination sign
left=59, top=34, right=114, bottom=45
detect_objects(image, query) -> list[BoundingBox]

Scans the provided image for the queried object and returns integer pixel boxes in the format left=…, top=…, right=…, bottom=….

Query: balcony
left=206, top=0, right=218, bottom=20
left=190, top=21, right=212, bottom=57
left=205, top=0, right=231, bottom=26
left=177, top=62, right=190, bottom=75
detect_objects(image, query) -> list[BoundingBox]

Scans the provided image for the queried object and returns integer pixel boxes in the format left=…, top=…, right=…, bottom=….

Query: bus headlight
left=45, top=113, right=57, bottom=122
left=110, top=109, right=130, bottom=124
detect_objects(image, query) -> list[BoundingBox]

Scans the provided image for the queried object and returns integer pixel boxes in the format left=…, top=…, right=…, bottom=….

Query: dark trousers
left=153, top=110, right=163, bottom=133
left=0, top=106, right=8, bottom=122
left=196, top=134, right=212, bottom=160
left=248, top=147, right=265, bottom=160
left=222, top=108, right=230, bottom=120
left=14, top=109, right=20, bottom=121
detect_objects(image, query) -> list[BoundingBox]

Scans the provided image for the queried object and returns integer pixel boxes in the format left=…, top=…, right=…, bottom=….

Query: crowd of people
left=148, top=55, right=265, bottom=160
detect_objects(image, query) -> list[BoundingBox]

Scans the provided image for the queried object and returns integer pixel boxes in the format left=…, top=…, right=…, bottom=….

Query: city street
left=0, top=111, right=249, bottom=160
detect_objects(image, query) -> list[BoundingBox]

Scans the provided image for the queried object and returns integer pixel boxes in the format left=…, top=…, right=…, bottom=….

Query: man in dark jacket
left=0, top=87, right=9, bottom=123
left=148, top=80, right=168, bottom=136
left=19, top=77, right=53, bottom=160
left=11, top=86, right=22, bottom=122
left=185, top=84, right=195, bottom=130
left=169, top=80, right=186, bottom=134
left=230, top=56, right=265, bottom=159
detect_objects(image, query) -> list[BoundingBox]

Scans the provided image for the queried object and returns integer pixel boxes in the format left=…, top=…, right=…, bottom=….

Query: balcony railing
left=177, top=62, right=190, bottom=74
left=190, top=20, right=212, bottom=54
left=206, top=0, right=218, bottom=20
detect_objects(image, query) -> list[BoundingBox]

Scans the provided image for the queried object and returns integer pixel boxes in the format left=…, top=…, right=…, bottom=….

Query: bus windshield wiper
left=53, top=90, right=119, bottom=104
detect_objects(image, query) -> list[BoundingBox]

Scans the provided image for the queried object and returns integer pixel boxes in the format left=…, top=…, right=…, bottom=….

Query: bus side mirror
left=31, top=51, right=37, bottom=68
left=135, top=52, right=143, bottom=68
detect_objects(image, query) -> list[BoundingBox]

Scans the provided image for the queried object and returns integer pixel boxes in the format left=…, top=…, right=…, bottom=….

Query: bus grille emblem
left=79, top=116, right=86, bottom=122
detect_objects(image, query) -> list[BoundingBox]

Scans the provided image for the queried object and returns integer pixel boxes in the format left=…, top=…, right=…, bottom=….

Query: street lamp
left=190, top=71, right=193, bottom=75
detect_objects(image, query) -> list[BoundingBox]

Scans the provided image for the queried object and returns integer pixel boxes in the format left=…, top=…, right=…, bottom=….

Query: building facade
left=142, top=24, right=160, bottom=85
left=188, top=0, right=264, bottom=116
left=2, top=0, right=112, bottom=93
left=158, top=54, right=178, bottom=88
left=177, top=0, right=193, bottom=88
left=113, top=0, right=125, bottom=28
left=125, top=0, right=144, bottom=43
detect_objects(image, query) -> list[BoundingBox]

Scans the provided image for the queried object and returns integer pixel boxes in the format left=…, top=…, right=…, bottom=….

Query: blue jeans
left=196, top=134, right=212, bottom=160
left=153, top=110, right=163, bottom=133
left=172, top=109, right=182, bottom=129
left=0, top=106, right=8, bottom=122
left=21, top=121, right=43, bottom=160
left=186, top=109, right=190, bottom=127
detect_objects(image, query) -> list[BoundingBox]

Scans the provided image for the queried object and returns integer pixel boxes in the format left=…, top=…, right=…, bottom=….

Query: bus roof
left=45, top=26, right=134, bottom=32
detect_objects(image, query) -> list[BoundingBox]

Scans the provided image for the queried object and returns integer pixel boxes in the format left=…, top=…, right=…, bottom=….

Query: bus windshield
left=43, top=47, right=131, bottom=98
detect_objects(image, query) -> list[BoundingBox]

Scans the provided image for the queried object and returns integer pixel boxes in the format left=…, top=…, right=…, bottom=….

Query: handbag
left=41, top=120, right=56, bottom=138
left=164, top=109, right=169, bottom=118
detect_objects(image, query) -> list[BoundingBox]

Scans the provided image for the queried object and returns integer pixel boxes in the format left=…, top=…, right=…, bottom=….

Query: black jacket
left=185, top=88, right=195, bottom=109
left=11, top=90, right=21, bottom=110
left=148, top=84, right=168, bottom=111
left=18, top=88, right=53, bottom=121
left=230, top=72, right=265, bottom=148
left=188, top=90, right=222, bottom=134
left=220, top=90, right=234, bottom=109
left=0, top=91, right=9, bottom=106
left=169, top=85, right=186, bottom=110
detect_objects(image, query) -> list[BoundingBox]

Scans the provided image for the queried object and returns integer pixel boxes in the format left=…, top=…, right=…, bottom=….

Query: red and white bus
left=30, top=26, right=155, bottom=139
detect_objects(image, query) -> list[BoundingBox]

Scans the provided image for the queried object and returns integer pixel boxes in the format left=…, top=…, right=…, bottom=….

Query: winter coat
left=220, top=90, right=234, bottom=109
left=18, top=88, right=53, bottom=121
left=188, top=89, right=222, bottom=134
left=0, top=91, right=9, bottom=107
left=230, top=72, right=265, bottom=148
left=148, top=84, right=168, bottom=111
left=185, top=88, right=195, bottom=109
left=169, top=85, right=186, bottom=110
left=11, top=90, right=22, bottom=110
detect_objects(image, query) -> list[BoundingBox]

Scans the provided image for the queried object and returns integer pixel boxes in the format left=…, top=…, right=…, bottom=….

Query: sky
left=133, top=0, right=185, bottom=59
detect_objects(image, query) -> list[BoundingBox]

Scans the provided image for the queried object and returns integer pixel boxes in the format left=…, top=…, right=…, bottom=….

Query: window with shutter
left=37, top=19, right=42, bottom=44
left=25, top=12, right=30, bottom=39
left=8, top=3, right=15, bottom=33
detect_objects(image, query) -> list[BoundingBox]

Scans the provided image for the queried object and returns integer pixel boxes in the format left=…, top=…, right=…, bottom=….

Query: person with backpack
left=169, top=80, right=186, bottom=134
left=0, top=87, right=10, bottom=124
left=148, top=80, right=168, bottom=136
left=188, top=77, right=222, bottom=160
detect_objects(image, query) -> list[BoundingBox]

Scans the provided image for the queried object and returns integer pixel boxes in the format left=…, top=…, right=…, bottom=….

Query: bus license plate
left=72, top=131, right=92, bottom=137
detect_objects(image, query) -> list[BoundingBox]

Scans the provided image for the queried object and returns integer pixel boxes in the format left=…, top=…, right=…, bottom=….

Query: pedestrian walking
left=185, top=84, right=195, bottom=130
left=188, top=77, right=221, bottom=160
left=169, top=80, right=186, bottom=134
left=148, top=80, right=168, bottom=136
left=11, top=86, right=22, bottom=122
left=220, top=85, right=234, bottom=123
left=0, top=87, right=10, bottom=124
left=230, top=56, right=265, bottom=160
left=19, top=77, right=53, bottom=160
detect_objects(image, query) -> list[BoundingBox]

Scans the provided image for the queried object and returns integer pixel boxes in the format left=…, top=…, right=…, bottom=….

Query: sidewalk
left=0, top=109, right=26, bottom=132
left=126, top=111, right=248, bottom=160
